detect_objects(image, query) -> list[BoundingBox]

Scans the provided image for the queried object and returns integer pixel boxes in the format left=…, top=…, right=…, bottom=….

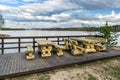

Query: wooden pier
left=0, top=49, right=120, bottom=79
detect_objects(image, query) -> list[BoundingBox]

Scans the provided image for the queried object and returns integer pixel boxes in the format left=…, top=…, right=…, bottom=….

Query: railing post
left=67, top=36, right=69, bottom=39
left=33, top=38, right=35, bottom=52
left=18, top=38, right=21, bottom=53
left=1, top=38, right=4, bottom=54
left=46, top=37, right=48, bottom=40
left=57, top=37, right=59, bottom=45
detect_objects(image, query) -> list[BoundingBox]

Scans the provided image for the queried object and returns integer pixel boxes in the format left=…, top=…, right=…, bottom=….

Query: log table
left=70, top=37, right=98, bottom=53
left=35, top=40, right=53, bottom=57
left=85, top=37, right=107, bottom=51
left=35, top=40, right=64, bottom=57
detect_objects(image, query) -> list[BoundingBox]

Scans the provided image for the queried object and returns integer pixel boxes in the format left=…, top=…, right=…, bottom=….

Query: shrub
left=99, top=22, right=119, bottom=46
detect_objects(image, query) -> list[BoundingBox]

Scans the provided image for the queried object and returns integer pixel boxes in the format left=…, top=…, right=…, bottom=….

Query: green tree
left=99, top=21, right=119, bottom=46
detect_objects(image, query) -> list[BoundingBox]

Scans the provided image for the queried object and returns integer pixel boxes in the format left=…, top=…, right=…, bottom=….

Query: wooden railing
left=0, top=35, right=101, bottom=54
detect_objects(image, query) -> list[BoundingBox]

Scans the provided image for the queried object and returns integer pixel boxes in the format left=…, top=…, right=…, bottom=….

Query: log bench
left=94, top=43, right=106, bottom=51
left=52, top=43, right=64, bottom=56
left=26, top=45, right=35, bottom=60
left=69, top=39, right=85, bottom=55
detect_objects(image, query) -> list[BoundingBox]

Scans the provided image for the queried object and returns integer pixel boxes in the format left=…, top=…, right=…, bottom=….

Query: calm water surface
left=0, top=30, right=97, bottom=36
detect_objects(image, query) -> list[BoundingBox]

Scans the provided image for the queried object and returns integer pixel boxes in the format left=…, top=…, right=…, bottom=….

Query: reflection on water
left=0, top=30, right=119, bottom=54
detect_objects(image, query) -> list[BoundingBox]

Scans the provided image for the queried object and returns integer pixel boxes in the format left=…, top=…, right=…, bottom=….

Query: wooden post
left=46, top=37, right=48, bottom=40
left=57, top=37, right=59, bottom=45
left=33, top=38, right=35, bottom=52
left=1, top=38, right=4, bottom=54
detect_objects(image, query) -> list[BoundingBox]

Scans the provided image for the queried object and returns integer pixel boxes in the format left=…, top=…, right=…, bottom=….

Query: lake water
left=0, top=30, right=120, bottom=54
left=0, top=30, right=98, bottom=36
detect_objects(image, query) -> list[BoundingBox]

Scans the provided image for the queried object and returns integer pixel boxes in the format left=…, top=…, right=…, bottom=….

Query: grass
left=111, top=67, right=120, bottom=79
left=38, top=74, right=50, bottom=80
left=88, top=74, right=96, bottom=80
left=102, top=65, right=120, bottom=79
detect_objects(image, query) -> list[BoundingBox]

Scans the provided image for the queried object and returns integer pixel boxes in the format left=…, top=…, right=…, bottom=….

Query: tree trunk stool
left=26, top=45, right=35, bottom=60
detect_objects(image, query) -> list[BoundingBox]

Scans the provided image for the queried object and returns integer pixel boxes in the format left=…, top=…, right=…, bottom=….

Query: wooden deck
left=0, top=49, right=120, bottom=79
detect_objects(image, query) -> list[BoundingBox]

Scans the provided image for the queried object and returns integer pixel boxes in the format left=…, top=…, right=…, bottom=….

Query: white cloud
left=0, top=5, right=12, bottom=10
left=22, top=0, right=36, bottom=2
left=51, top=13, right=71, bottom=22
left=97, top=11, right=120, bottom=22
left=1, top=0, right=120, bottom=28
left=0, top=0, right=19, bottom=4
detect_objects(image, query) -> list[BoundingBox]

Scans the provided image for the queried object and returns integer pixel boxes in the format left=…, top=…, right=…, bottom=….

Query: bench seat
left=26, top=45, right=35, bottom=60
left=52, top=43, right=64, bottom=56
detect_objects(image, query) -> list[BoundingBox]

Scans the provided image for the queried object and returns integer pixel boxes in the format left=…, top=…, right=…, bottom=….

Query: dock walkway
left=0, top=49, right=120, bottom=79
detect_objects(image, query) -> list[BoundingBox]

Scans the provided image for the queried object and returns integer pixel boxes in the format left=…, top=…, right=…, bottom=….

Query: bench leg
left=26, top=52, right=35, bottom=60
left=38, top=45, right=52, bottom=57
left=71, top=45, right=84, bottom=55
left=95, top=45, right=106, bottom=51
left=84, top=43, right=96, bottom=53
left=56, top=49, right=63, bottom=56
left=41, top=51, right=51, bottom=57
left=63, top=38, right=69, bottom=50
left=71, top=49, right=84, bottom=55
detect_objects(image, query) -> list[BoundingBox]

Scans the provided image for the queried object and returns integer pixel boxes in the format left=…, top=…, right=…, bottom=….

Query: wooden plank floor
left=0, top=49, right=120, bottom=79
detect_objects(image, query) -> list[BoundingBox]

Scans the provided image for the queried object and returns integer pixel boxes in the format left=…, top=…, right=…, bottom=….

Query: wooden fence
left=0, top=35, right=100, bottom=54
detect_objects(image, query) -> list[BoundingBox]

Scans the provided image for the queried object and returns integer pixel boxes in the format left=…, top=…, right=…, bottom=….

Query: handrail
left=0, top=35, right=101, bottom=39
left=0, top=35, right=101, bottom=54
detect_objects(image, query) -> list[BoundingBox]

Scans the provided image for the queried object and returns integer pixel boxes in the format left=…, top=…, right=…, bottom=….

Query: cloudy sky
left=0, top=0, right=120, bottom=28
